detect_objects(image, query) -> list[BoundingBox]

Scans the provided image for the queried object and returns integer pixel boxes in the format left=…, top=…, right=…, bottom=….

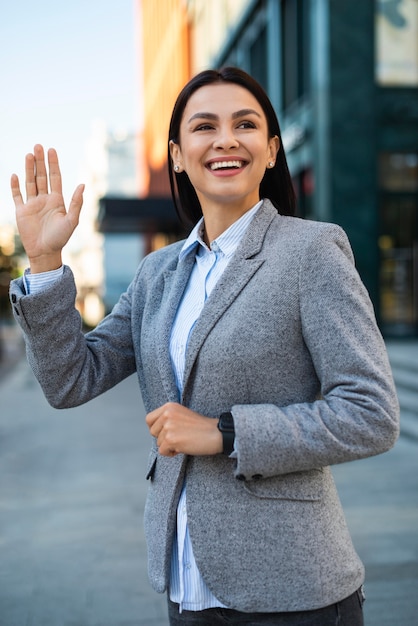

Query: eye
left=194, top=123, right=215, bottom=131
left=237, top=120, right=256, bottom=129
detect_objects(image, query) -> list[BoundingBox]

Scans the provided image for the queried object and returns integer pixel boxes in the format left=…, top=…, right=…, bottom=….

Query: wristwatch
left=217, top=412, right=235, bottom=456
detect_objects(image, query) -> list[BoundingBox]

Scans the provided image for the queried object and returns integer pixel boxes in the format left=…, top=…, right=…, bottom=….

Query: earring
left=174, top=165, right=180, bottom=172
left=268, top=161, right=274, bottom=168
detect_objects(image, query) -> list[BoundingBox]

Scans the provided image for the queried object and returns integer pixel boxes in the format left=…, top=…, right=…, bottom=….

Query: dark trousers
left=167, top=588, right=365, bottom=626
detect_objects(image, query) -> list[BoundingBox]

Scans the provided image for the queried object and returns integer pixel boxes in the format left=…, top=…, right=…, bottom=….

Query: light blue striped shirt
left=24, top=200, right=262, bottom=612
left=168, top=201, right=262, bottom=612
left=24, top=266, right=64, bottom=294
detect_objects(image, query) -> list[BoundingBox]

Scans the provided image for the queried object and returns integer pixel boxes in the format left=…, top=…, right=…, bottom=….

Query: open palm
left=11, top=144, right=84, bottom=272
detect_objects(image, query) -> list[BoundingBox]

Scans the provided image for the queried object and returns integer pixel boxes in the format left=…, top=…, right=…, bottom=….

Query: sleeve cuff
left=24, top=266, right=64, bottom=294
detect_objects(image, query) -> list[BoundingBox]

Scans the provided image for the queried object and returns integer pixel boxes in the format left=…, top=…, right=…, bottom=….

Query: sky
left=0, top=0, right=137, bottom=227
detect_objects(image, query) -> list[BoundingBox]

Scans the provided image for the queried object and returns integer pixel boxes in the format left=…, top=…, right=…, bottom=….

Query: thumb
left=67, top=183, right=85, bottom=228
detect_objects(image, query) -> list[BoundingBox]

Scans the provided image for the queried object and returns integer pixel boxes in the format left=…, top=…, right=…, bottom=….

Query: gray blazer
left=10, top=200, right=399, bottom=612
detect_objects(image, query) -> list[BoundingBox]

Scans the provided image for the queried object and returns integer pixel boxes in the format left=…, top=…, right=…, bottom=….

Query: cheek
left=182, top=144, right=208, bottom=174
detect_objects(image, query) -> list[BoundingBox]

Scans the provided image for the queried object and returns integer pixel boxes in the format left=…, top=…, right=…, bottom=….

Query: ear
left=267, top=135, right=280, bottom=165
left=169, top=140, right=183, bottom=172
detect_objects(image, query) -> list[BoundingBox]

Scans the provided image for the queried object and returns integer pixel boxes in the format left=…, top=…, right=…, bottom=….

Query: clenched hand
left=146, top=402, right=223, bottom=457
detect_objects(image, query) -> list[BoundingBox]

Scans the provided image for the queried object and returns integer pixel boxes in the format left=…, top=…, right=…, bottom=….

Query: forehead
left=182, top=82, right=265, bottom=122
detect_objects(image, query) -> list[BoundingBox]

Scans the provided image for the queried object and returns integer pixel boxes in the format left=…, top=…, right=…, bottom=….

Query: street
left=0, top=360, right=168, bottom=626
left=0, top=353, right=417, bottom=626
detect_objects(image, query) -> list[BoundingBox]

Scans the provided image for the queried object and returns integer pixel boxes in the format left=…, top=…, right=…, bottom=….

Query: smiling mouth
left=208, top=160, right=246, bottom=171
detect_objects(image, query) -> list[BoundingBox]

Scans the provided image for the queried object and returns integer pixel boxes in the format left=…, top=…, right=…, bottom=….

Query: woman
left=10, top=67, right=399, bottom=625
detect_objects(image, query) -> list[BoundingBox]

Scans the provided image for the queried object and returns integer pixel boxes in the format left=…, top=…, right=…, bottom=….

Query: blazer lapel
left=182, top=200, right=277, bottom=397
left=156, top=251, right=196, bottom=402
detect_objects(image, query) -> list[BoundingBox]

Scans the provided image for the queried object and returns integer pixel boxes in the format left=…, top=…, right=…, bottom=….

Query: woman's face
left=170, top=82, right=279, bottom=214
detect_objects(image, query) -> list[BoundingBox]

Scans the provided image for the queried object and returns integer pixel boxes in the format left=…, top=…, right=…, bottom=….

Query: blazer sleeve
left=9, top=265, right=137, bottom=408
left=232, top=224, right=400, bottom=480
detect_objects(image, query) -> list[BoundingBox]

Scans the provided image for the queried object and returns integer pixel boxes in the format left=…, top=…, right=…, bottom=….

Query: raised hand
left=10, top=144, right=84, bottom=273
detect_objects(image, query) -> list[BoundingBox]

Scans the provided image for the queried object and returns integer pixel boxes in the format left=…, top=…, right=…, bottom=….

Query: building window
left=378, top=152, right=418, bottom=335
left=249, top=24, right=268, bottom=92
left=292, top=168, right=314, bottom=219
left=375, top=0, right=418, bottom=86
left=221, top=4, right=269, bottom=93
left=379, top=153, right=418, bottom=191
left=281, top=0, right=310, bottom=108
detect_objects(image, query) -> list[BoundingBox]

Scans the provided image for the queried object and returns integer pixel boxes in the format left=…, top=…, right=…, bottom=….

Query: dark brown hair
left=168, top=67, right=296, bottom=226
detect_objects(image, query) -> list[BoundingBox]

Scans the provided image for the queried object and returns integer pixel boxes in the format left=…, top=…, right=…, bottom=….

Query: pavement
left=0, top=331, right=417, bottom=626
left=0, top=321, right=25, bottom=380
left=0, top=357, right=169, bottom=626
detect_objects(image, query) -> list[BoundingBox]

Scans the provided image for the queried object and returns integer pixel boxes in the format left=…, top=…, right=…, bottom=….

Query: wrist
left=29, top=253, right=63, bottom=274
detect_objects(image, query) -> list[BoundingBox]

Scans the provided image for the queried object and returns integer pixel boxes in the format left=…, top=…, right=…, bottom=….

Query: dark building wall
left=208, top=0, right=418, bottom=336
left=328, top=0, right=379, bottom=304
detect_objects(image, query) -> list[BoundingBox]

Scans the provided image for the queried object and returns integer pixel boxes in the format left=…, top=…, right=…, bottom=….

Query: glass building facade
left=203, top=0, right=418, bottom=337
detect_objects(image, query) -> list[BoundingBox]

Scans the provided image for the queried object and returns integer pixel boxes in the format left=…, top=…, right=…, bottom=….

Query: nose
left=213, top=125, right=239, bottom=150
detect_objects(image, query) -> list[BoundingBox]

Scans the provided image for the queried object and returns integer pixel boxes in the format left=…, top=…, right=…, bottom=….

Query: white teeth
left=209, top=160, right=243, bottom=170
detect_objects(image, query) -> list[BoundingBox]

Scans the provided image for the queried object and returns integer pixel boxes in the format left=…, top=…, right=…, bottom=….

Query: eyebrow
left=187, top=108, right=262, bottom=123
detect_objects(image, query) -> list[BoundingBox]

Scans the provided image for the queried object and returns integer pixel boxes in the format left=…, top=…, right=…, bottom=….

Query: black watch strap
left=217, top=412, right=235, bottom=456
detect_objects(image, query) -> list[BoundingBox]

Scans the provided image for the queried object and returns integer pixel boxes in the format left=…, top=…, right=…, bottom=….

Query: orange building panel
left=136, top=0, right=191, bottom=196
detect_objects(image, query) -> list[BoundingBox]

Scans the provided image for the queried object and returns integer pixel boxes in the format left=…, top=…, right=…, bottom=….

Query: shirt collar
left=179, top=200, right=263, bottom=261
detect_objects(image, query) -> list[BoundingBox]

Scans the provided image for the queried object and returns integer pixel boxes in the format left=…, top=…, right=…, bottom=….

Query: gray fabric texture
left=9, top=199, right=399, bottom=612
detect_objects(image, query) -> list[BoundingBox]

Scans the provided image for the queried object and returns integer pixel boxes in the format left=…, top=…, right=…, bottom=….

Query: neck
left=200, top=198, right=260, bottom=244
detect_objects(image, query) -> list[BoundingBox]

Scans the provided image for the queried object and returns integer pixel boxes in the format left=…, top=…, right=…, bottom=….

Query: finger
left=33, top=144, right=48, bottom=195
left=25, top=152, right=37, bottom=200
left=47, top=148, right=63, bottom=195
left=148, top=416, right=163, bottom=439
left=158, top=443, right=178, bottom=458
left=10, top=174, right=23, bottom=207
left=145, top=407, right=161, bottom=428
left=156, top=428, right=178, bottom=457
left=67, top=184, right=85, bottom=228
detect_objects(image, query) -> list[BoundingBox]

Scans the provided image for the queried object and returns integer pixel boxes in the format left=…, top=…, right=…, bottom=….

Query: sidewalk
left=333, top=439, right=418, bottom=625
left=0, top=348, right=417, bottom=625
left=0, top=320, right=25, bottom=380
left=385, top=339, right=418, bottom=441
left=0, top=361, right=169, bottom=626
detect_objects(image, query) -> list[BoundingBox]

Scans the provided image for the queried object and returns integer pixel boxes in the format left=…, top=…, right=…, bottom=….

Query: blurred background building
left=1, top=0, right=417, bottom=340
left=126, top=0, right=418, bottom=338
left=95, top=0, right=190, bottom=316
